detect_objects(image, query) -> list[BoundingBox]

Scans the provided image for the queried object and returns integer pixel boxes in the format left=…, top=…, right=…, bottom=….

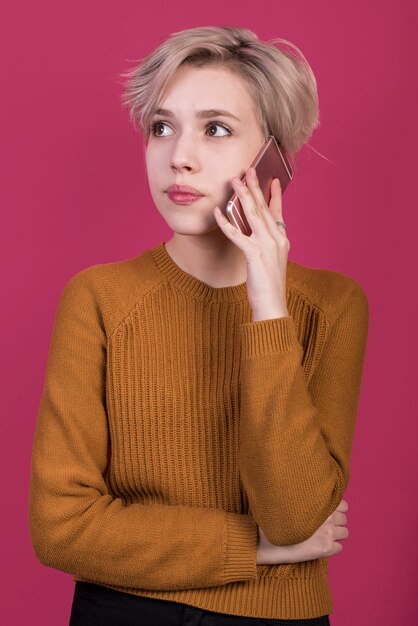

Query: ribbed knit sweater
left=28, top=241, right=369, bottom=620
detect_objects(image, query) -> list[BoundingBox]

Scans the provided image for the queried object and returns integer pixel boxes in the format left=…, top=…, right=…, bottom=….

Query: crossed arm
left=29, top=271, right=368, bottom=589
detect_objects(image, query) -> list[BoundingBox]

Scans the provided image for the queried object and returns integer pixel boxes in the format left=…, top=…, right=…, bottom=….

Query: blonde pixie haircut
left=120, top=26, right=320, bottom=172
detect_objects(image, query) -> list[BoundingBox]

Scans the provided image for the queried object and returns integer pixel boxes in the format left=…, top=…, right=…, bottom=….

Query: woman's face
left=145, top=64, right=267, bottom=236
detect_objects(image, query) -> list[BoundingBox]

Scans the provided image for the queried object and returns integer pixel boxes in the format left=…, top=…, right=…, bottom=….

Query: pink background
left=1, top=1, right=417, bottom=624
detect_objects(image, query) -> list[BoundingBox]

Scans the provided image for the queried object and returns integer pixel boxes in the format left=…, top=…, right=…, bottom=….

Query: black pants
left=69, top=581, right=331, bottom=626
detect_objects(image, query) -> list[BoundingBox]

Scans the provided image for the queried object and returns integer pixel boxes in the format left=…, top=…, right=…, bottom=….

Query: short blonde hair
left=119, top=26, right=320, bottom=171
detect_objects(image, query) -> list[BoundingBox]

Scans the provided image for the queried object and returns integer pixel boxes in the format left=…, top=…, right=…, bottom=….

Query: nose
left=170, top=133, right=200, bottom=174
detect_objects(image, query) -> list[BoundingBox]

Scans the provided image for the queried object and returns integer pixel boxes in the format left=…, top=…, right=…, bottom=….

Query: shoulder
left=287, top=258, right=369, bottom=324
left=57, top=247, right=163, bottom=335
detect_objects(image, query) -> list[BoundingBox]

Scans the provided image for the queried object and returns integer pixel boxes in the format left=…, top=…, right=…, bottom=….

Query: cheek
left=145, top=147, right=162, bottom=177
left=218, top=173, right=236, bottom=198
left=146, top=164, right=162, bottom=193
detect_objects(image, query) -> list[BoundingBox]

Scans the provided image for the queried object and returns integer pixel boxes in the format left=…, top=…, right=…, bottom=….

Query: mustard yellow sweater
left=28, top=241, right=369, bottom=620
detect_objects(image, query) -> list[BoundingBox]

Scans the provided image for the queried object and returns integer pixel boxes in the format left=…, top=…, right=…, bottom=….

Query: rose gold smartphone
left=225, top=135, right=293, bottom=236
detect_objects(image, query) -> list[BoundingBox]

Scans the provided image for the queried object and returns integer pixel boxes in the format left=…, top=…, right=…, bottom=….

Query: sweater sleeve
left=28, top=271, right=258, bottom=591
left=237, top=281, right=369, bottom=546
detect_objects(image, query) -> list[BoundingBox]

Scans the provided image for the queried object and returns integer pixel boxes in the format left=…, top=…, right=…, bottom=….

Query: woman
left=28, top=25, right=369, bottom=625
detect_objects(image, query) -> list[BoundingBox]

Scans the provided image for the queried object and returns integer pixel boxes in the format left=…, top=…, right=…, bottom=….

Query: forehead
left=157, top=65, right=255, bottom=118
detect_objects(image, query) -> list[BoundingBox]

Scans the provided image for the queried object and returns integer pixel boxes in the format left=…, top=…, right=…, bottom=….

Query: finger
left=247, top=168, right=283, bottom=230
left=245, top=167, right=270, bottom=212
left=334, top=526, right=349, bottom=540
left=267, top=177, right=285, bottom=232
left=270, top=178, right=283, bottom=223
left=231, top=176, right=269, bottom=238
left=246, top=168, right=285, bottom=236
left=213, top=206, right=250, bottom=250
left=336, top=499, right=349, bottom=512
left=333, top=511, right=347, bottom=526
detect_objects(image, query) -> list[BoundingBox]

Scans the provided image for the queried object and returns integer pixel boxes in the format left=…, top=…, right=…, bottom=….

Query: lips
left=166, top=184, right=203, bottom=196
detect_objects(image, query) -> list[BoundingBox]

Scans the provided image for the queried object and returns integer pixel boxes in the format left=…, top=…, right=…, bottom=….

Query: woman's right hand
left=256, top=499, right=349, bottom=565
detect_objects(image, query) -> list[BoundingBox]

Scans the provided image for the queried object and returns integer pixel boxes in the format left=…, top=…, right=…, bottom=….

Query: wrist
left=256, top=543, right=297, bottom=565
left=252, top=308, right=289, bottom=322
left=273, top=544, right=298, bottom=564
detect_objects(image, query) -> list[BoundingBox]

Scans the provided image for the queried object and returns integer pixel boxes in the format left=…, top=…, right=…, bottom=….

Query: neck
left=164, top=233, right=248, bottom=289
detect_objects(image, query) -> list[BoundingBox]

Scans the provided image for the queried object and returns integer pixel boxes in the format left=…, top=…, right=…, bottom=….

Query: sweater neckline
left=149, top=241, right=250, bottom=302
left=149, top=241, right=296, bottom=303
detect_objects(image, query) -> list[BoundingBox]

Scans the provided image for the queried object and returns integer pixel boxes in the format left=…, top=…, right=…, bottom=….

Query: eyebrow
left=153, top=108, right=241, bottom=122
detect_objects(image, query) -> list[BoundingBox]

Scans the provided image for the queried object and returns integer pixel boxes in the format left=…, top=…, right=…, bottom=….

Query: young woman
left=29, top=26, right=369, bottom=626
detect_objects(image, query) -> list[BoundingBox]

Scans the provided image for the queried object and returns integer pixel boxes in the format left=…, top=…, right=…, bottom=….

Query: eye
left=206, top=122, right=232, bottom=137
left=148, top=120, right=232, bottom=138
left=149, top=120, right=173, bottom=137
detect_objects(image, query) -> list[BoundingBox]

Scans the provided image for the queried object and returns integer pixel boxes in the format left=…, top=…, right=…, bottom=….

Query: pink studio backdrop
left=1, top=1, right=416, bottom=625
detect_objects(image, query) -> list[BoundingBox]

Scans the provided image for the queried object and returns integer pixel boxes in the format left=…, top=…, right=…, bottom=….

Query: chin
left=162, top=215, right=219, bottom=235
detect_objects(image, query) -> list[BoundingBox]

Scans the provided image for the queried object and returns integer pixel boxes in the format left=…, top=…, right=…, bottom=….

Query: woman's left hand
left=213, top=166, right=290, bottom=321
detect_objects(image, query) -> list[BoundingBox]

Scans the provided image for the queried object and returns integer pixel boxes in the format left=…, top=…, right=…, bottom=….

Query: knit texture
left=28, top=241, right=369, bottom=620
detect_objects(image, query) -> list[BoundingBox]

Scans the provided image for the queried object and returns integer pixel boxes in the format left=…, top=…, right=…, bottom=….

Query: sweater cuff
left=239, top=316, right=301, bottom=358
left=222, top=512, right=258, bottom=583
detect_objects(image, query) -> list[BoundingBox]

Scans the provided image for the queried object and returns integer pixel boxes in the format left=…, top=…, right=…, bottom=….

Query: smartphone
left=224, top=135, right=293, bottom=236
